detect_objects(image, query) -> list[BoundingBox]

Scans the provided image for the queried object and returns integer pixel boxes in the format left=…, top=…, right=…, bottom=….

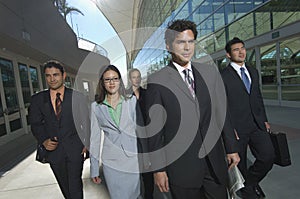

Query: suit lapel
left=99, top=104, right=119, bottom=130
left=43, top=89, right=56, bottom=118
left=191, top=64, right=208, bottom=120
left=55, top=87, right=71, bottom=121
left=119, top=100, right=128, bottom=131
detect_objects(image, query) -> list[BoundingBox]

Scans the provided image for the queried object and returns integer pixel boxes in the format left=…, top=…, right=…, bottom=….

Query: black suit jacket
left=29, top=87, right=90, bottom=164
left=145, top=62, right=238, bottom=188
left=221, top=64, right=268, bottom=134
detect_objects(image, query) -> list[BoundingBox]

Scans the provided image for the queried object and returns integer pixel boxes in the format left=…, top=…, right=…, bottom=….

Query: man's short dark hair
left=225, top=37, right=245, bottom=53
left=43, top=60, right=65, bottom=74
left=165, top=19, right=198, bottom=47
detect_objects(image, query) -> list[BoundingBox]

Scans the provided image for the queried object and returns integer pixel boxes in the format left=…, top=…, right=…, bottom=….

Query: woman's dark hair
left=95, top=65, right=127, bottom=104
left=43, top=60, right=65, bottom=74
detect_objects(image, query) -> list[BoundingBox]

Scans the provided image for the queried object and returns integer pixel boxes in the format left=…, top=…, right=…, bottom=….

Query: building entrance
left=0, top=58, right=23, bottom=139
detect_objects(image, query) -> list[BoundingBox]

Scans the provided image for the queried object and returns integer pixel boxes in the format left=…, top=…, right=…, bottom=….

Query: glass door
left=0, top=58, right=22, bottom=137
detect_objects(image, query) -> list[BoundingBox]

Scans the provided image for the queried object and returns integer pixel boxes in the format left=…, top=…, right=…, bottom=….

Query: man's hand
left=265, top=122, right=271, bottom=133
left=43, top=137, right=58, bottom=151
left=227, top=153, right=240, bottom=169
left=81, top=147, right=89, bottom=160
left=154, top=171, right=169, bottom=192
left=91, top=176, right=102, bottom=184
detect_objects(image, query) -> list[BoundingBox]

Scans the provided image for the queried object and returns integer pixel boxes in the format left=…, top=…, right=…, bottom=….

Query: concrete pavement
left=0, top=105, right=299, bottom=199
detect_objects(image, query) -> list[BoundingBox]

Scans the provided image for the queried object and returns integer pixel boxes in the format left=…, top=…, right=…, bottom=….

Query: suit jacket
left=89, top=96, right=148, bottom=175
left=221, top=64, right=268, bottom=134
left=29, top=87, right=90, bottom=163
left=145, top=62, right=238, bottom=188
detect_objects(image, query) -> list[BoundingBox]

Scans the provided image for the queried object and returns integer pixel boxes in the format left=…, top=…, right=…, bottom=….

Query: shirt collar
left=173, top=61, right=192, bottom=73
left=230, top=62, right=247, bottom=73
left=50, top=86, right=65, bottom=99
left=103, top=95, right=124, bottom=107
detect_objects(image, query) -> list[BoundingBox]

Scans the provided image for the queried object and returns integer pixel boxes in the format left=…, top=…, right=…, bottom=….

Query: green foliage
left=51, top=0, right=84, bottom=21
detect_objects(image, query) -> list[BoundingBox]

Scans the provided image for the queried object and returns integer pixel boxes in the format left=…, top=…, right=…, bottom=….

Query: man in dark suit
left=221, top=37, right=275, bottom=199
left=144, top=19, right=240, bottom=199
left=29, top=60, right=90, bottom=199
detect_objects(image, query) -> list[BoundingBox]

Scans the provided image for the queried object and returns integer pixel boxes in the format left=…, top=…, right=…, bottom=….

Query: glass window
left=280, top=37, right=300, bottom=101
left=1, top=59, right=19, bottom=114
left=229, top=13, right=254, bottom=41
left=1, top=58, right=22, bottom=132
left=255, top=11, right=271, bottom=36
left=30, top=66, right=40, bottom=94
left=0, top=91, right=6, bottom=136
left=260, top=44, right=278, bottom=100
left=247, top=48, right=256, bottom=68
left=273, top=12, right=300, bottom=30
left=214, top=7, right=225, bottom=31
left=65, top=76, right=72, bottom=88
left=199, top=16, right=213, bottom=37
left=18, top=63, right=31, bottom=108
left=214, top=29, right=226, bottom=52
left=41, top=65, right=47, bottom=89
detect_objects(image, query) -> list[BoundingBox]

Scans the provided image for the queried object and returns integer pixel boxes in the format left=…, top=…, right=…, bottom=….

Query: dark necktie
left=240, top=67, right=251, bottom=93
left=183, top=69, right=195, bottom=98
left=55, top=92, right=62, bottom=119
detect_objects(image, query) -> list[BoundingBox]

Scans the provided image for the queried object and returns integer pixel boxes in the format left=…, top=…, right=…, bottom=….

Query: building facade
left=0, top=0, right=109, bottom=144
left=132, top=0, right=300, bottom=107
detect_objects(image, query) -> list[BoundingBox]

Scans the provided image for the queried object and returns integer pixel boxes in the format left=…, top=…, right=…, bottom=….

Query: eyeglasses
left=103, top=77, right=120, bottom=83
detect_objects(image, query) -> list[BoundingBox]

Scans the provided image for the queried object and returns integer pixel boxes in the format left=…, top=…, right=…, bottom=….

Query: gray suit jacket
left=90, top=96, right=146, bottom=176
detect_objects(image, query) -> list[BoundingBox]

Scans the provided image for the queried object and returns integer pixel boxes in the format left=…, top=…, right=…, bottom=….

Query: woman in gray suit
left=89, top=65, right=141, bottom=199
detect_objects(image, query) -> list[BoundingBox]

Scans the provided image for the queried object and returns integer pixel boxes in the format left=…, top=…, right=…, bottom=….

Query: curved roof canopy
left=94, top=0, right=142, bottom=62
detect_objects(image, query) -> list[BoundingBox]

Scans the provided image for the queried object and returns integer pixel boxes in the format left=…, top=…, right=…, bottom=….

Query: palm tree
left=51, top=0, right=84, bottom=21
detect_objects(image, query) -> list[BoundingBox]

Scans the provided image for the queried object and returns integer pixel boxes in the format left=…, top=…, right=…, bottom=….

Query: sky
left=65, top=0, right=127, bottom=78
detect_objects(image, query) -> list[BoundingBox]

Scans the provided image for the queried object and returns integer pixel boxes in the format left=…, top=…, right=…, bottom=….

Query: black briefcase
left=269, top=132, right=291, bottom=167
left=36, top=144, right=49, bottom=164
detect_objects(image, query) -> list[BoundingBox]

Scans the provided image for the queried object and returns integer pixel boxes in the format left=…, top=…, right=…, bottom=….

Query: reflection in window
left=229, top=13, right=254, bottom=41
left=280, top=37, right=300, bottom=92
left=1, top=59, right=19, bottom=114
left=18, top=63, right=31, bottom=108
left=65, top=76, right=73, bottom=88
left=41, top=65, right=47, bottom=89
left=247, top=49, right=256, bottom=68
left=260, top=44, right=278, bottom=100
left=0, top=94, right=6, bottom=136
left=30, top=66, right=40, bottom=93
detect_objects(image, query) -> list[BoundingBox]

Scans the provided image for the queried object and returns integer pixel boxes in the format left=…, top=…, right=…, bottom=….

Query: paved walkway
left=0, top=105, right=299, bottom=199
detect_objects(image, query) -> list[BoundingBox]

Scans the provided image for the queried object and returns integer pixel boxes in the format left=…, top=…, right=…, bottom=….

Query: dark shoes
left=236, top=185, right=265, bottom=199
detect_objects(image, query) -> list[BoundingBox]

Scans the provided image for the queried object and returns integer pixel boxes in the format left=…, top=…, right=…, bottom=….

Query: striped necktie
left=183, top=69, right=195, bottom=98
left=55, top=92, right=62, bottom=119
